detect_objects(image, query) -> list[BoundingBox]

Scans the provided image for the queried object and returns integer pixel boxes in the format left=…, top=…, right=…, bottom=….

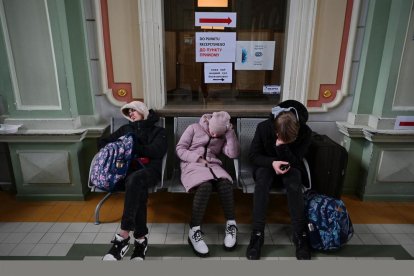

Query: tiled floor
left=0, top=190, right=414, bottom=260
left=0, top=222, right=413, bottom=260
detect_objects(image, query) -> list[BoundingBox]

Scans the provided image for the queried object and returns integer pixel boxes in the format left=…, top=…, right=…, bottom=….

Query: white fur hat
left=120, top=101, right=149, bottom=121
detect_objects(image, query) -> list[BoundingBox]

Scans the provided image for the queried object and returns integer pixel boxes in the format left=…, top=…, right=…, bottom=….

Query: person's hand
left=197, top=157, right=208, bottom=164
left=272, top=161, right=290, bottom=175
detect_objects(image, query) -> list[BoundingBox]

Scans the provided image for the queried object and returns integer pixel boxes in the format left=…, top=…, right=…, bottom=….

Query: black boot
left=293, top=231, right=311, bottom=260
left=246, top=230, right=264, bottom=260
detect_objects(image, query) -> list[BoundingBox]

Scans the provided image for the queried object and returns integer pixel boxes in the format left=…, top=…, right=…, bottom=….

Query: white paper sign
left=195, top=12, right=237, bottom=28
left=196, top=32, right=236, bottom=62
left=235, top=41, right=275, bottom=70
left=204, top=63, right=233, bottom=83
left=263, top=85, right=281, bottom=94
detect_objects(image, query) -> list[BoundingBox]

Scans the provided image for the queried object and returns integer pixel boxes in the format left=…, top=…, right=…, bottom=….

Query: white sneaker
left=223, top=220, right=237, bottom=250
left=188, top=226, right=209, bottom=257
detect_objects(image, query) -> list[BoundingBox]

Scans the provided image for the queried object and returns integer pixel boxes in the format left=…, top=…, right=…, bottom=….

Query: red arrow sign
left=199, top=17, right=232, bottom=25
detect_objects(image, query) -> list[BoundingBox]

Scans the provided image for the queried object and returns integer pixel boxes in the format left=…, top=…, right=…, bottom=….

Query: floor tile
left=82, top=223, right=102, bottom=233
left=374, top=234, right=399, bottom=245
left=0, top=232, right=9, bottom=242
left=0, top=243, right=16, bottom=256
left=148, top=233, right=166, bottom=244
left=48, top=243, right=72, bottom=256
left=382, top=224, right=406, bottom=234
left=0, top=222, right=22, bottom=232
left=57, top=232, right=80, bottom=244
left=272, top=234, right=292, bottom=245
left=167, top=223, right=185, bottom=234
left=4, top=233, right=28, bottom=243
left=202, top=224, right=221, bottom=234
left=236, top=224, right=251, bottom=233
left=401, top=244, right=414, bottom=257
left=358, top=234, right=381, bottom=245
left=48, top=223, right=70, bottom=233
left=9, top=243, right=36, bottom=256
left=150, top=223, right=169, bottom=233
left=31, top=222, right=54, bottom=233
left=99, top=223, right=118, bottom=233
left=65, top=223, right=87, bottom=233
left=203, top=233, right=219, bottom=244
left=235, top=233, right=251, bottom=245
left=14, top=222, right=37, bottom=233
left=165, top=233, right=184, bottom=244
left=366, top=224, right=388, bottom=234
left=75, top=232, right=98, bottom=244
left=28, top=243, right=54, bottom=256
left=391, top=233, right=414, bottom=245
left=353, top=224, right=371, bottom=234
left=21, top=232, right=45, bottom=244
left=39, top=232, right=62, bottom=244
left=93, top=232, right=114, bottom=244
left=347, top=234, right=363, bottom=245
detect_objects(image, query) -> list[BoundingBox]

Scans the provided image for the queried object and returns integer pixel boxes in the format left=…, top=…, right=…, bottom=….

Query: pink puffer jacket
left=176, top=114, right=240, bottom=192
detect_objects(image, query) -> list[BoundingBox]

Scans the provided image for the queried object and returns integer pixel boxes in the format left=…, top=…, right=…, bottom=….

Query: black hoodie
left=249, top=100, right=312, bottom=172
left=98, top=109, right=168, bottom=176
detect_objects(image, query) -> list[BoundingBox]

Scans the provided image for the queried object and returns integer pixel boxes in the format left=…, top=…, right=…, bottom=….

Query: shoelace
left=192, top=229, right=204, bottom=242
left=226, top=225, right=237, bottom=238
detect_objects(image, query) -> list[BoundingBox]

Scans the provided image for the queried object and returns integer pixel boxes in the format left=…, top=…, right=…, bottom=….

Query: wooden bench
left=88, top=117, right=167, bottom=225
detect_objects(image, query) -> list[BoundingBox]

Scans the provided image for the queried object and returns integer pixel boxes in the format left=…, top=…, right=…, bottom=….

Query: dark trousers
left=252, top=167, right=306, bottom=235
left=120, top=168, right=159, bottom=239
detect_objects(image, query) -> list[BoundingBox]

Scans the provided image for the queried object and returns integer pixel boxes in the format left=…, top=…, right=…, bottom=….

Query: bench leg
left=94, top=192, right=113, bottom=225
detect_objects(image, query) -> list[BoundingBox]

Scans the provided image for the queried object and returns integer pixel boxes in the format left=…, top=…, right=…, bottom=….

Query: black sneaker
left=130, top=237, right=148, bottom=261
left=102, top=234, right=130, bottom=261
left=293, top=231, right=311, bottom=260
left=246, top=231, right=264, bottom=260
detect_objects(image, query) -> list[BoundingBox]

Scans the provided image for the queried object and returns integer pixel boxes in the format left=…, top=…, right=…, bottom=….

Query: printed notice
left=196, top=32, right=236, bottom=62
left=263, top=85, right=281, bottom=94
left=235, top=41, right=275, bottom=70
left=204, top=63, right=232, bottom=83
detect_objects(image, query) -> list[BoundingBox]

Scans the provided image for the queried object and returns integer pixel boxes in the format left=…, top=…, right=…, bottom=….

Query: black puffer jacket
left=98, top=109, right=167, bottom=177
left=249, top=100, right=312, bottom=172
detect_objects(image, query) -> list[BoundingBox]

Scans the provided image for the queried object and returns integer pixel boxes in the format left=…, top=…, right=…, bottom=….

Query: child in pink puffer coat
left=176, top=111, right=240, bottom=257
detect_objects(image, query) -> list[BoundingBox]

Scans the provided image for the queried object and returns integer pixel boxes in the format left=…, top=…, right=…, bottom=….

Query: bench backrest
left=168, top=117, right=200, bottom=192
left=236, top=118, right=267, bottom=193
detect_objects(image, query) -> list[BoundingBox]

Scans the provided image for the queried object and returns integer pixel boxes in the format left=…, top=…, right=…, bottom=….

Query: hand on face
left=128, top=109, right=144, bottom=122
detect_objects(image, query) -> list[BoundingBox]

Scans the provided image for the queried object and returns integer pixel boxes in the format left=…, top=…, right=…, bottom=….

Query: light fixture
left=197, top=0, right=228, bottom=8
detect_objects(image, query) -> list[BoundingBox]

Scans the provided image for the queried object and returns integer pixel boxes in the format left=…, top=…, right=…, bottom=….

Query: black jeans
left=252, top=167, right=306, bottom=235
left=120, top=168, right=159, bottom=238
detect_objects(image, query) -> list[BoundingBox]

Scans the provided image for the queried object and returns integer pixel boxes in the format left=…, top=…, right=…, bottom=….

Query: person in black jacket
left=246, top=100, right=312, bottom=260
left=99, top=101, right=167, bottom=261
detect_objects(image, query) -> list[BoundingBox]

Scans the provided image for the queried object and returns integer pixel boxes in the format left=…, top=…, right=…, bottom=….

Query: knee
left=125, top=170, right=149, bottom=189
left=196, top=181, right=213, bottom=194
left=283, top=168, right=302, bottom=193
left=253, top=168, right=273, bottom=189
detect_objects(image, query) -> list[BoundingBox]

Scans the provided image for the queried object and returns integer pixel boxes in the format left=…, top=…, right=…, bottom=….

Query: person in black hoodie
left=246, top=100, right=312, bottom=260
left=99, top=101, right=167, bottom=261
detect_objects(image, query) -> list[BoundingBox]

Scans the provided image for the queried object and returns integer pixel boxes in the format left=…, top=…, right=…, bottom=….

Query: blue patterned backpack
left=90, top=133, right=135, bottom=192
left=304, top=191, right=354, bottom=251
